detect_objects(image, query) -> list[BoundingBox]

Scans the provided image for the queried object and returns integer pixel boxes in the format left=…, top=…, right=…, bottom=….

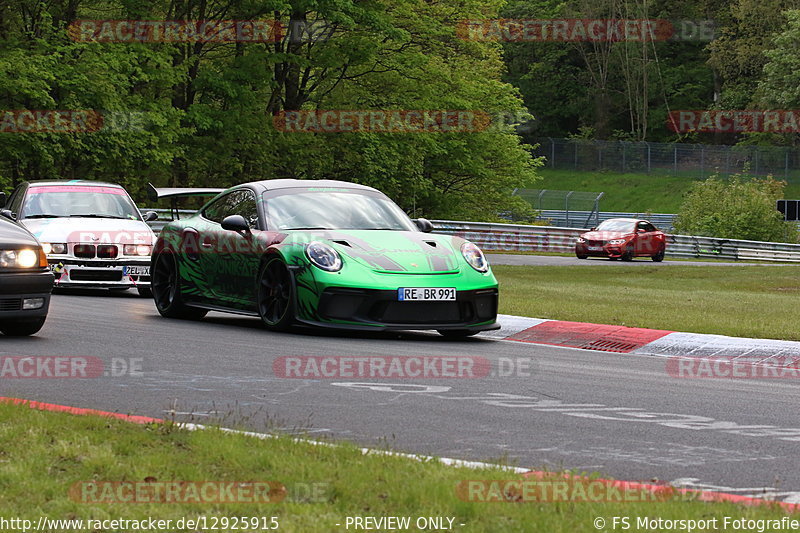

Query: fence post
left=647, top=143, right=651, bottom=173
left=786, top=149, right=790, bottom=180
left=673, top=144, right=677, bottom=173
left=754, top=149, right=759, bottom=175
left=700, top=145, right=704, bottom=179
left=725, top=148, right=730, bottom=176
left=621, top=141, right=626, bottom=172
left=538, top=189, right=546, bottom=211
left=574, top=141, right=578, bottom=170
left=597, top=141, right=602, bottom=169
left=549, top=137, right=555, bottom=167
left=594, top=192, right=604, bottom=227
left=565, top=191, right=573, bottom=227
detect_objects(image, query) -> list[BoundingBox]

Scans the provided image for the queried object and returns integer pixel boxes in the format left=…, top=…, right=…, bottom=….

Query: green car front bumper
left=290, top=262, right=499, bottom=332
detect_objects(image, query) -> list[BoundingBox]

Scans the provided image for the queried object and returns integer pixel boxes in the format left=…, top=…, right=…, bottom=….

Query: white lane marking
left=173, top=421, right=529, bottom=474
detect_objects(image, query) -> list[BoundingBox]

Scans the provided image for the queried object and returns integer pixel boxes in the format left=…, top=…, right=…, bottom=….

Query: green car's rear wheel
left=257, top=257, right=295, bottom=331
left=152, top=252, right=207, bottom=320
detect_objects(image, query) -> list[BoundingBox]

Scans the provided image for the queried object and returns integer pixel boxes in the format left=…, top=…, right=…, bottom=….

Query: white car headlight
left=461, top=242, right=488, bottom=272
left=123, top=244, right=152, bottom=256
left=42, top=242, right=67, bottom=254
left=577, top=237, right=585, bottom=243
left=306, top=241, right=342, bottom=272
left=609, top=239, right=627, bottom=245
left=0, top=249, right=40, bottom=268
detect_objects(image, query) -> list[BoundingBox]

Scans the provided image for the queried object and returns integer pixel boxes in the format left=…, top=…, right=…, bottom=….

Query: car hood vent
left=317, top=230, right=459, bottom=274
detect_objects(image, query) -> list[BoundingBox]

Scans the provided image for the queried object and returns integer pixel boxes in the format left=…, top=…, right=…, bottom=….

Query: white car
left=0, top=180, right=158, bottom=296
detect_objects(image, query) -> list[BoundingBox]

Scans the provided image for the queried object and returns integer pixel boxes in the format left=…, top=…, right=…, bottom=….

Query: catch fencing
left=533, top=137, right=800, bottom=180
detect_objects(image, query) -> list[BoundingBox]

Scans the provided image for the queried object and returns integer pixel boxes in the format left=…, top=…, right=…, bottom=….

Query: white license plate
left=128, top=266, right=150, bottom=276
left=587, top=246, right=602, bottom=251
left=397, top=287, right=456, bottom=301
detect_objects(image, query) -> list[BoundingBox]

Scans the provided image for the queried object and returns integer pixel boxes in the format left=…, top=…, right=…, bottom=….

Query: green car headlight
left=306, top=241, right=342, bottom=272
left=461, top=242, right=488, bottom=272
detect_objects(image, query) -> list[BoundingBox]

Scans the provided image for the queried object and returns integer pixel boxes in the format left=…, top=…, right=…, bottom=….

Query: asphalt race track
left=3, top=291, right=800, bottom=501
left=486, top=253, right=781, bottom=267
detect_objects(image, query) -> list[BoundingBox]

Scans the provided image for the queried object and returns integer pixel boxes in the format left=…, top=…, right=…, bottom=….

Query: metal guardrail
left=142, top=209, right=800, bottom=262
left=431, top=220, right=800, bottom=262
left=536, top=210, right=677, bottom=231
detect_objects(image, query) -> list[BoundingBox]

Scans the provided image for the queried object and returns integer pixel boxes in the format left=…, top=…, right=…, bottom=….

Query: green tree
left=0, top=0, right=541, bottom=220
left=502, top=0, right=715, bottom=142
left=674, top=174, right=795, bottom=242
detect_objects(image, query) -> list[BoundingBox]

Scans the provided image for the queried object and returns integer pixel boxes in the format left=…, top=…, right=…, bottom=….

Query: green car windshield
left=263, top=190, right=417, bottom=231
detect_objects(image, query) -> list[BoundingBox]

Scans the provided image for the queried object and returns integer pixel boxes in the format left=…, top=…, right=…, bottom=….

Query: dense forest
left=504, top=0, right=800, bottom=145
left=2, top=0, right=800, bottom=218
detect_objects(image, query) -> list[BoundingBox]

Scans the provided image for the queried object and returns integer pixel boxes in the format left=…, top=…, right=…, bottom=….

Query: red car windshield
left=595, top=220, right=636, bottom=233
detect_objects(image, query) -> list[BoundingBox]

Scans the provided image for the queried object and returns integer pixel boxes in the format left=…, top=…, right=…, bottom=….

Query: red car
left=575, top=218, right=666, bottom=261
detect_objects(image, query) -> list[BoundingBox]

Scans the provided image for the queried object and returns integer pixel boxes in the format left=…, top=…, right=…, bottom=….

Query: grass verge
left=495, top=264, right=800, bottom=340
left=0, top=402, right=795, bottom=532
left=530, top=169, right=800, bottom=213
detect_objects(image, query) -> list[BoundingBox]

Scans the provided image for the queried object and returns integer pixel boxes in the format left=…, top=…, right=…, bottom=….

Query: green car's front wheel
left=257, top=257, right=295, bottom=331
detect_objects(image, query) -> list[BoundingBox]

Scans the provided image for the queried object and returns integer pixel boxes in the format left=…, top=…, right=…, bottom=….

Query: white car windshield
left=595, top=220, right=635, bottom=233
left=21, top=185, right=141, bottom=220
left=263, top=190, right=416, bottom=231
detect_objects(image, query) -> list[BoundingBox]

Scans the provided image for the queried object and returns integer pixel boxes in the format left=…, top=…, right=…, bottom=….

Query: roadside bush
left=673, top=174, right=797, bottom=242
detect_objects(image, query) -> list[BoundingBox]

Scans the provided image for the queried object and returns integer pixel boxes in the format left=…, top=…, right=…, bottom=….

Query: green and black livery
left=150, top=179, right=499, bottom=337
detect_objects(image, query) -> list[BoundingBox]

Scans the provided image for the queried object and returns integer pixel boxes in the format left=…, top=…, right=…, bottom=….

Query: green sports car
left=150, top=179, right=499, bottom=337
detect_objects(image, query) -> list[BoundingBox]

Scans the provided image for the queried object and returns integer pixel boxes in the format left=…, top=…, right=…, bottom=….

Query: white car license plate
left=587, top=246, right=602, bottom=251
left=128, top=266, right=150, bottom=276
left=397, top=287, right=456, bottom=301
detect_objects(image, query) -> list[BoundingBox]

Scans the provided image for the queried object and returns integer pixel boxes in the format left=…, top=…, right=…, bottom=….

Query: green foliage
left=708, top=0, right=794, bottom=110
left=756, top=10, right=800, bottom=110
left=501, top=0, right=715, bottom=142
left=673, top=173, right=796, bottom=242
left=0, top=0, right=541, bottom=221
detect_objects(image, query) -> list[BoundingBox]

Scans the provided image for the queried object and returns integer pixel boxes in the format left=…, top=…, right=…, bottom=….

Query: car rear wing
left=147, top=183, right=225, bottom=220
